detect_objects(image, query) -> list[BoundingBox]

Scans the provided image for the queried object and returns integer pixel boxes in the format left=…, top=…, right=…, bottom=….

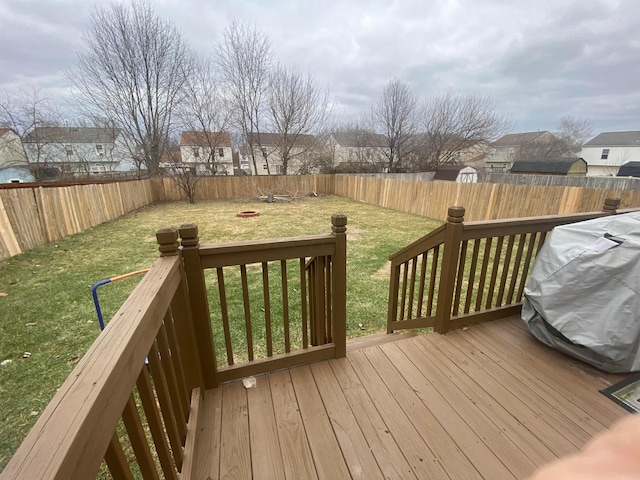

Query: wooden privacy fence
left=1, top=214, right=347, bottom=479
left=388, top=198, right=625, bottom=334
left=0, top=179, right=159, bottom=260
left=4, top=173, right=640, bottom=261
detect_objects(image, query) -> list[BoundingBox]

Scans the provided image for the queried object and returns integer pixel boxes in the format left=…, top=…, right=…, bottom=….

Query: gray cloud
left=0, top=0, right=638, bottom=133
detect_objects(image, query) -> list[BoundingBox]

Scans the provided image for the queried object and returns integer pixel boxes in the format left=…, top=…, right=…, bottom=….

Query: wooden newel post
left=156, top=227, right=179, bottom=256
left=602, top=198, right=620, bottom=214
left=434, top=206, right=465, bottom=334
left=179, top=223, right=219, bottom=389
left=331, top=214, right=347, bottom=358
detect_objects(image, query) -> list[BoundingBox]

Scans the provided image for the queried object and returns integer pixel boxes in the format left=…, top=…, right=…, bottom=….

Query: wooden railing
left=180, top=214, right=347, bottom=386
left=1, top=215, right=346, bottom=479
left=388, top=198, right=623, bottom=334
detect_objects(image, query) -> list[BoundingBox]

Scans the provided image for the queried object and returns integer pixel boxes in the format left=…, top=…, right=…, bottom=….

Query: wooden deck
left=191, top=316, right=629, bottom=479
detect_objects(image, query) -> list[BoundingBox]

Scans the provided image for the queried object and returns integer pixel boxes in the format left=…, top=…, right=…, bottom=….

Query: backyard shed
left=510, top=157, right=587, bottom=176
left=433, top=165, right=477, bottom=183
left=616, top=161, right=640, bottom=177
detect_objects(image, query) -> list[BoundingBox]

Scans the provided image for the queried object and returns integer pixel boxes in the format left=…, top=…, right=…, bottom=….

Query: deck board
left=193, top=316, right=630, bottom=479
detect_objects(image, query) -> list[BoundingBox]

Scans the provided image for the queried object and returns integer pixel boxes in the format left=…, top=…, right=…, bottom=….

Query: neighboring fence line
left=3, top=173, right=640, bottom=261
left=484, top=172, right=640, bottom=190
left=332, top=175, right=640, bottom=222
left=0, top=179, right=160, bottom=260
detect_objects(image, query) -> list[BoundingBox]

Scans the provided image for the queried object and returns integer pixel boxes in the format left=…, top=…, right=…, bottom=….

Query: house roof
left=433, top=165, right=466, bottom=181
left=510, top=157, right=586, bottom=174
left=492, top=131, right=552, bottom=147
left=330, top=132, right=387, bottom=148
left=616, top=161, right=640, bottom=177
left=248, top=132, right=316, bottom=148
left=23, top=127, right=121, bottom=144
left=0, top=128, right=15, bottom=138
left=180, top=130, right=232, bottom=147
left=583, top=131, right=640, bottom=148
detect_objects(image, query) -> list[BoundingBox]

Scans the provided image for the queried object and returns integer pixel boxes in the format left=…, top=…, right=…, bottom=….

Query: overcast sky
left=0, top=0, right=638, bottom=135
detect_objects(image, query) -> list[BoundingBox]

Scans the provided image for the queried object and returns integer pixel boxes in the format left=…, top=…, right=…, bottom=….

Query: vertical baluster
left=452, top=240, right=468, bottom=316
left=475, top=237, right=493, bottom=311
left=399, top=262, right=409, bottom=321
left=104, top=433, right=134, bottom=480
left=407, top=257, right=418, bottom=319
left=262, top=262, right=273, bottom=356
left=157, top=322, right=188, bottom=439
left=496, top=235, right=516, bottom=306
left=426, top=245, right=440, bottom=316
left=516, top=233, right=538, bottom=301
left=121, top=395, right=160, bottom=480
left=485, top=236, right=504, bottom=309
left=216, top=267, right=234, bottom=365
left=240, top=264, right=254, bottom=361
left=506, top=234, right=527, bottom=304
left=464, top=240, right=480, bottom=314
left=299, top=258, right=308, bottom=348
left=164, top=311, right=190, bottom=421
left=416, top=253, right=428, bottom=318
left=326, top=256, right=333, bottom=343
left=281, top=260, right=291, bottom=353
left=148, top=342, right=183, bottom=469
left=387, top=262, right=401, bottom=333
left=136, top=369, right=178, bottom=480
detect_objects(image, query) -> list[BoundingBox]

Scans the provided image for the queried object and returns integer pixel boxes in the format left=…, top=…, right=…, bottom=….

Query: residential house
left=22, top=127, right=137, bottom=179
left=510, top=157, right=588, bottom=176
left=326, top=132, right=389, bottom=172
left=248, top=132, right=317, bottom=176
left=0, top=128, right=33, bottom=182
left=580, top=131, right=640, bottom=177
left=179, top=131, right=234, bottom=176
left=487, top=131, right=568, bottom=172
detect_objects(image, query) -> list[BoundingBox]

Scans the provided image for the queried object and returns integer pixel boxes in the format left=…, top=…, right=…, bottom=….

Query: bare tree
left=177, top=57, right=232, bottom=176
left=69, top=1, right=195, bottom=175
left=267, top=65, right=331, bottom=174
left=216, top=21, right=272, bottom=175
left=557, top=116, right=593, bottom=154
left=421, top=92, right=510, bottom=171
left=370, top=79, right=419, bottom=172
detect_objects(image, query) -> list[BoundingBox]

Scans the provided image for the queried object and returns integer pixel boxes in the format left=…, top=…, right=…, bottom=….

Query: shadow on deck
left=194, top=316, right=627, bottom=479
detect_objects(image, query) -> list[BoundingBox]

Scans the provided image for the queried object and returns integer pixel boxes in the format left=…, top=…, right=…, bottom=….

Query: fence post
left=178, top=223, right=219, bottom=389
left=434, top=206, right=465, bottom=334
left=331, top=214, right=347, bottom=358
left=602, top=198, right=620, bottom=214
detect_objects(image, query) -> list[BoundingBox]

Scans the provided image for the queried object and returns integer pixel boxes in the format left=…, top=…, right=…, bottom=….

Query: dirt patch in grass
left=372, top=260, right=392, bottom=280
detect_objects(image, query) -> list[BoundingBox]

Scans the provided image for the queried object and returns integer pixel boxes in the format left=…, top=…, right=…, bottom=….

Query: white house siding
left=180, top=145, right=234, bottom=175
left=580, top=146, right=640, bottom=177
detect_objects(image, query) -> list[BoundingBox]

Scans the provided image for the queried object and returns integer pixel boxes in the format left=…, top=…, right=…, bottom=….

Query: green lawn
left=0, top=195, right=441, bottom=470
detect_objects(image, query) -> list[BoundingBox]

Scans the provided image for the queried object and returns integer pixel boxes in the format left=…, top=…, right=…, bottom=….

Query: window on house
left=193, top=147, right=200, bottom=158
left=65, top=145, right=74, bottom=156
left=262, top=164, right=268, bottom=170
left=95, top=144, right=104, bottom=156
left=274, top=165, right=283, bottom=175
left=218, top=148, right=224, bottom=157
left=261, top=147, right=267, bottom=157
left=601, top=149, right=610, bottom=159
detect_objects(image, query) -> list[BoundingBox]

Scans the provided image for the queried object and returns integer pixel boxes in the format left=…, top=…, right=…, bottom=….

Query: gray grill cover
left=522, top=212, right=640, bottom=372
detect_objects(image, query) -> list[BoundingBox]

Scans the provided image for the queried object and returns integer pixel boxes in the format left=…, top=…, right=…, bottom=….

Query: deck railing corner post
left=179, top=223, right=219, bottom=389
left=156, top=227, right=179, bottom=257
left=331, top=214, right=347, bottom=358
left=603, top=198, right=620, bottom=214
left=435, top=206, right=465, bottom=334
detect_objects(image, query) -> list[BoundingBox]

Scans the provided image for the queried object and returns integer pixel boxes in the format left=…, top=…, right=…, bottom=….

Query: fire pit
left=236, top=210, right=260, bottom=218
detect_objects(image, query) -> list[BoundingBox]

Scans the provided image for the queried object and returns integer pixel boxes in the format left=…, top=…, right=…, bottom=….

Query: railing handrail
left=389, top=224, right=446, bottom=265
left=1, top=255, right=183, bottom=480
left=199, top=234, right=336, bottom=269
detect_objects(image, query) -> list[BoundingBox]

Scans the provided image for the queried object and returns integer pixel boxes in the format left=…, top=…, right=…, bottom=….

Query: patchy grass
left=0, top=195, right=441, bottom=470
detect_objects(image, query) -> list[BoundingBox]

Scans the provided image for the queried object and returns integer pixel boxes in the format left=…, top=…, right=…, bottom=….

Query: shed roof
left=433, top=164, right=465, bottom=181
left=510, top=157, right=586, bottom=174
left=583, top=131, right=640, bottom=148
left=616, top=161, right=640, bottom=177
